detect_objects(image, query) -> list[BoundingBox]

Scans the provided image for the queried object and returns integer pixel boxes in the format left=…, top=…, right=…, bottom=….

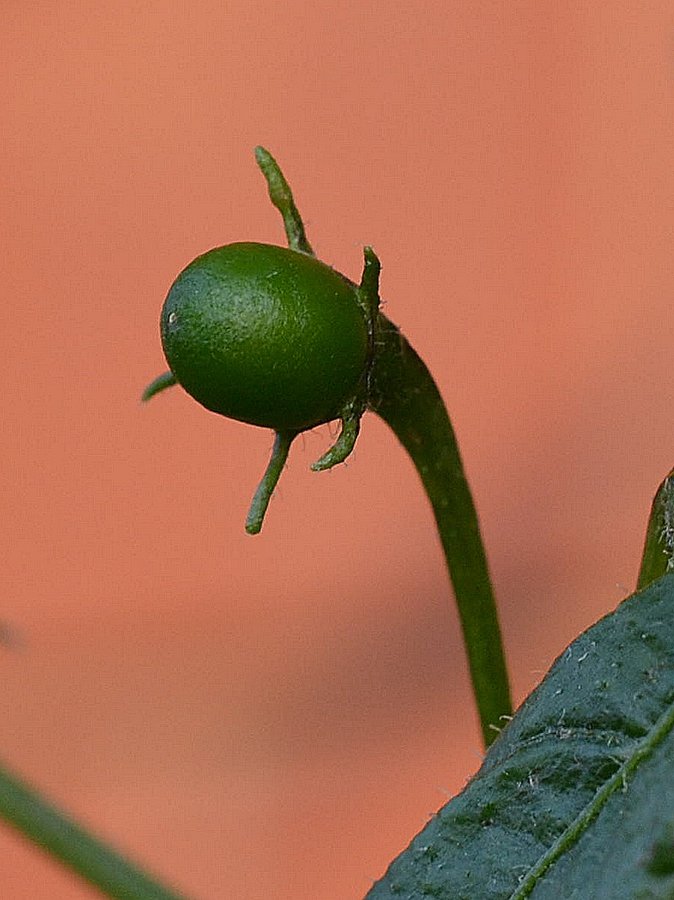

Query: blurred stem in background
left=0, top=763, right=188, bottom=899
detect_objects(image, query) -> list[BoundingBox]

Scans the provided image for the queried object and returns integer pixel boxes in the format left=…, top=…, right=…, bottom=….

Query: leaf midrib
left=509, top=693, right=674, bottom=898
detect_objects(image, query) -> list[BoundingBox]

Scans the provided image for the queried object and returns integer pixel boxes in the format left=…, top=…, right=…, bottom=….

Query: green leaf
left=366, top=573, right=674, bottom=899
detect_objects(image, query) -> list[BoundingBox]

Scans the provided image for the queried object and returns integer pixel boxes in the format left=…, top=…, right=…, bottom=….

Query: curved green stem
left=637, top=468, right=674, bottom=590
left=0, top=762, right=187, bottom=900
left=369, top=315, right=512, bottom=746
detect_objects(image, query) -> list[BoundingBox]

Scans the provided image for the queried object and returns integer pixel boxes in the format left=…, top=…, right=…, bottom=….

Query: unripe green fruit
left=160, top=242, right=369, bottom=432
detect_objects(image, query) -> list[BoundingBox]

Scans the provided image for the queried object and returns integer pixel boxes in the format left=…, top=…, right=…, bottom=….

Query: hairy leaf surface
left=367, top=574, right=674, bottom=899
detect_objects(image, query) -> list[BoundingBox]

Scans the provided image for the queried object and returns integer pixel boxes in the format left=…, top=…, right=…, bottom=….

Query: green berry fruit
left=160, top=242, right=370, bottom=432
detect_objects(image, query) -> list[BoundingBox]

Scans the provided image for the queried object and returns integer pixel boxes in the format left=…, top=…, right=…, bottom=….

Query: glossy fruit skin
left=160, top=242, right=369, bottom=431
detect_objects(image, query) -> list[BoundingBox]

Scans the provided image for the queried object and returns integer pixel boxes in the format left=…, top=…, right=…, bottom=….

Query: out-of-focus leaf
left=367, top=574, right=674, bottom=899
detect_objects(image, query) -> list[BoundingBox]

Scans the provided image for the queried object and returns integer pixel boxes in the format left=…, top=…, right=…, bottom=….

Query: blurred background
left=2, top=2, right=674, bottom=897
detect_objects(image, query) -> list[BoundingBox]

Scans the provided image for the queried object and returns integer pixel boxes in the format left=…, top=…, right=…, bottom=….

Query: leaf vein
left=508, top=694, right=674, bottom=898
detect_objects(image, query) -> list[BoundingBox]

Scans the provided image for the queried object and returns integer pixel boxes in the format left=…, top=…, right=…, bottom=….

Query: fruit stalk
left=369, top=314, right=511, bottom=745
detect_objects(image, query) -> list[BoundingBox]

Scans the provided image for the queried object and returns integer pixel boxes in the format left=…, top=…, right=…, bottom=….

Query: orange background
left=3, top=3, right=674, bottom=898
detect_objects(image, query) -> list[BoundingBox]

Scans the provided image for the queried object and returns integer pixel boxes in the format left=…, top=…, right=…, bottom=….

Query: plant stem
left=369, top=314, right=512, bottom=746
left=637, top=468, right=674, bottom=590
left=0, top=762, right=188, bottom=900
